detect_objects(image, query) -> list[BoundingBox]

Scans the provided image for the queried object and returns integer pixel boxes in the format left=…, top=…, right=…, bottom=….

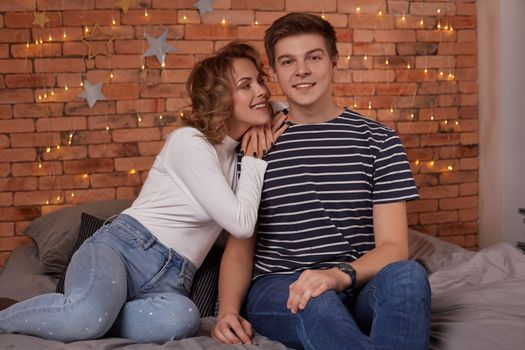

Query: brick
left=63, top=10, right=120, bottom=26
left=339, top=0, right=387, bottom=14
left=406, top=199, right=438, bottom=213
left=38, top=0, right=94, bottom=10
left=396, top=42, right=438, bottom=56
left=116, top=186, right=140, bottom=199
left=419, top=210, right=458, bottom=225
left=332, top=83, right=375, bottom=96
left=102, top=83, right=140, bottom=100
left=87, top=114, right=135, bottom=130
left=450, top=16, right=476, bottom=29
left=185, top=24, right=237, bottom=40
left=460, top=132, right=478, bottom=145
left=440, top=196, right=477, bottom=210
left=352, top=70, right=396, bottom=83
left=418, top=81, right=458, bottom=95
left=0, top=135, right=8, bottom=148
left=141, top=83, right=186, bottom=98
left=376, top=83, right=417, bottom=95
left=231, top=0, right=284, bottom=9
left=0, top=177, right=38, bottom=192
left=35, top=117, right=87, bottom=132
left=112, top=128, right=161, bottom=142
left=138, top=141, right=164, bottom=156
left=65, top=101, right=116, bottom=116
left=32, top=27, right=85, bottom=42
left=4, top=74, right=56, bottom=88
left=0, top=222, right=14, bottom=237
left=0, top=105, right=12, bottom=119
left=457, top=55, right=477, bottom=68
left=397, top=121, right=439, bottom=134
left=0, top=206, right=40, bottom=222
left=0, top=59, right=32, bottom=73
left=395, top=95, right=438, bottom=108
left=12, top=161, right=63, bottom=177
left=117, top=99, right=163, bottom=114
left=38, top=174, right=89, bottom=190
left=348, top=14, right=394, bottom=29
left=439, top=42, right=477, bottom=55
left=69, top=130, right=112, bottom=145
left=0, top=148, right=36, bottom=162
left=0, top=29, right=31, bottom=43
left=94, top=54, right=143, bottom=69
left=14, top=103, right=64, bottom=118
left=457, top=3, right=477, bottom=16
left=410, top=2, right=456, bottom=16
left=420, top=134, right=460, bottom=147
left=89, top=143, right=139, bottom=158
left=375, top=29, right=415, bottom=42
left=202, top=11, right=255, bottom=26
left=419, top=185, right=459, bottom=199
left=63, top=189, right=115, bottom=204
left=63, top=158, right=114, bottom=174
left=42, top=145, right=88, bottom=161
left=439, top=170, right=478, bottom=185
left=457, top=29, right=477, bottom=42
left=283, top=0, right=335, bottom=11
left=34, top=58, right=85, bottom=73
left=122, top=10, right=179, bottom=25
left=0, top=1, right=35, bottom=11
left=0, top=119, right=34, bottom=133
left=11, top=43, right=62, bottom=58
left=353, top=42, right=396, bottom=55
left=0, top=193, right=13, bottom=207
left=0, top=163, right=11, bottom=177
left=114, top=156, right=155, bottom=171
left=90, top=172, right=141, bottom=187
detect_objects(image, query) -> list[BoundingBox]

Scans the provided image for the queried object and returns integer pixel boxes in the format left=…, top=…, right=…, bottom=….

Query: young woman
left=0, top=41, right=287, bottom=343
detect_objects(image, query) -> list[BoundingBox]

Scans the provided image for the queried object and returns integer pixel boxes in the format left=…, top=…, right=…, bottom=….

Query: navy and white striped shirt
left=250, top=108, right=419, bottom=280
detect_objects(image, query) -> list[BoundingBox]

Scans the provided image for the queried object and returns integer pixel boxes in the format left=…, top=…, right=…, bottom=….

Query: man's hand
left=287, top=268, right=350, bottom=314
left=211, top=313, right=253, bottom=345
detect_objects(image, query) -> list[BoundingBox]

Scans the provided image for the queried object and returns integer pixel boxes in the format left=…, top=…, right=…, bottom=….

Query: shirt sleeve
left=372, top=129, right=419, bottom=204
left=162, top=129, right=267, bottom=238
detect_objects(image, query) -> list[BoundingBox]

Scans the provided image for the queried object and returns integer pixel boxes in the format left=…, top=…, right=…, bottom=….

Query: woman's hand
left=241, top=112, right=289, bottom=158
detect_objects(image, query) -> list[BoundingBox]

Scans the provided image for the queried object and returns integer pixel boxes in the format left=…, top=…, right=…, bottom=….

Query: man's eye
left=309, top=55, right=321, bottom=61
left=280, top=59, right=292, bottom=66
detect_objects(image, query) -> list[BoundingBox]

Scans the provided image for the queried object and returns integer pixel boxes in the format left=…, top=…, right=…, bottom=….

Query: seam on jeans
left=297, top=313, right=315, bottom=350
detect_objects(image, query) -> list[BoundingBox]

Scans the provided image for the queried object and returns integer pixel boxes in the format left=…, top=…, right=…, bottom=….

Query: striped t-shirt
left=251, top=108, right=419, bottom=280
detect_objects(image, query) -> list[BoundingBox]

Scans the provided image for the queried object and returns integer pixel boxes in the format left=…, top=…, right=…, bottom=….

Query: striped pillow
left=55, top=213, right=106, bottom=293
left=190, top=245, right=223, bottom=317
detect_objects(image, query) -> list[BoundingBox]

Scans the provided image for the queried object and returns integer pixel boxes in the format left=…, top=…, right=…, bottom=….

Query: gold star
left=116, top=0, right=138, bottom=14
left=33, top=12, right=50, bottom=29
left=81, top=23, right=117, bottom=59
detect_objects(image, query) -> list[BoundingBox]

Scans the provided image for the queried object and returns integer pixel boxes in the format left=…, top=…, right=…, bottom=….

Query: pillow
left=190, top=245, right=224, bottom=317
left=24, top=199, right=133, bottom=276
left=55, top=212, right=107, bottom=294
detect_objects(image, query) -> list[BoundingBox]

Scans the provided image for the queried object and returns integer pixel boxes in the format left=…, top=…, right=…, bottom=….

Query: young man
left=212, top=13, right=431, bottom=350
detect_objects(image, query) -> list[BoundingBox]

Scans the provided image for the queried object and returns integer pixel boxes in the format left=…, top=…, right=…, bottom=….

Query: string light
left=378, top=10, right=383, bottom=16
left=221, top=17, right=226, bottom=25
left=68, top=132, right=73, bottom=144
left=71, top=192, right=75, bottom=198
left=82, top=173, right=89, bottom=179
left=385, top=58, right=389, bottom=65
left=254, top=20, right=258, bottom=25
left=415, top=160, right=420, bottom=166
left=159, top=114, right=163, bottom=120
left=38, top=163, right=42, bottom=168
left=56, top=145, right=61, bottom=150
left=368, top=101, right=372, bottom=109
left=410, top=113, right=415, bottom=119
left=64, top=85, right=69, bottom=91
left=85, top=26, right=89, bottom=33
left=106, top=125, right=110, bottom=131
left=26, top=42, right=29, bottom=48
left=46, top=146, right=51, bottom=153
left=46, top=200, right=50, bottom=205
left=56, top=195, right=61, bottom=201
left=429, top=161, right=435, bottom=167
left=401, top=14, right=406, bottom=22
left=407, top=63, right=411, bottom=69
left=161, top=62, right=166, bottom=68
left=63, top=32, right=67, bottom=39
left=183, top=15, right=187, bottom=21
left=112, top=19, right=116, bottom=25
left=356, top=5, right=361, bottom=13
left=39, top=39, right=43, bottom=44
left=364, top=54, right=368, bottom=61
left=80, top=81, right=84, bottom=87
left=447, top=165, right=454, bottom=171
left=430, top=115, right=435, bottom=120
left=144, top=9, right=149, bottom=17
left=110, top=71, right=114, bottom=79
left=128, top=168, right=137, bottom=175
left=137, top=113, right=142, bottom=122
left=50, top=89, right=54, bottom=96
left=420, top=19, right=424, bottom=26
left=424, top=67, right=428, bottom=73
left=38, top=95, right=42, bottom=101
left=437, top=8, right=441, bottom=14
left=455, top=121, right=459, bottom=126
left=48, top=34, right=52, bottom=41
left=390, top=108, right=394, bottom=113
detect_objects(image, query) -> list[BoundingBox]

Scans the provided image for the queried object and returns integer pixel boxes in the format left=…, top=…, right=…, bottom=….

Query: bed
left=1, top=200, right=525, bottom=349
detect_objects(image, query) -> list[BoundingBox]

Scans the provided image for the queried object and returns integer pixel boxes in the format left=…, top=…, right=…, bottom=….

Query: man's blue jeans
left=245, top=261, right=431, bottom=350
left=0, top=214, right=200, bottom=343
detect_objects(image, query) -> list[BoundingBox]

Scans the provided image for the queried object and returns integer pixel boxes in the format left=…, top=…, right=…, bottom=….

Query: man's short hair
left=264, top=12, right=338, bottom=68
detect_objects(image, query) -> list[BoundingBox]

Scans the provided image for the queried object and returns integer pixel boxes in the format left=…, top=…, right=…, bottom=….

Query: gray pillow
left=24, top=199, right=133, bottom=276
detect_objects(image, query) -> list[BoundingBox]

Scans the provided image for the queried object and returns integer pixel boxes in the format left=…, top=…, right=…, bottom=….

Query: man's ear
left=331, top=56, right=338, bottom=69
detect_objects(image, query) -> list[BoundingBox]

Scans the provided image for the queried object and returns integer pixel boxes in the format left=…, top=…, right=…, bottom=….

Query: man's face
left=270, top=33, right=336, bottom=112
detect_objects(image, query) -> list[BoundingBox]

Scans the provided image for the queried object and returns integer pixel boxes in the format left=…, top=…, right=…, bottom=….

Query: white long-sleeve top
left=122, top=127, right=267, bottom=268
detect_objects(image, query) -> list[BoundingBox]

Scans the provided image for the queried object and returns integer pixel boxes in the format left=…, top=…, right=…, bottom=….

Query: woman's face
left=228, top=58, right=270, bottom=139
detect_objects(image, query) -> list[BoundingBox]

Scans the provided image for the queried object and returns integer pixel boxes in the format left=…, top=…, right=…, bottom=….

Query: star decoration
left=78, top=80, right=107, bottom=109
left=32, top=12, right=50, bottom=28
left=193, top=0, right=214, bottom=16
left=81, top=23, right=117, bottom=59
left=115, top=0, right=138, bottom=14
left=142, top=29, right=176, bottom=66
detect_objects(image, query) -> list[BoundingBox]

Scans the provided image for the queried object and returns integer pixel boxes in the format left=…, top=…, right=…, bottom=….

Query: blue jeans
left=245, top=261, right=431, bottom=350
left=0, top=214, right=200, bottom=343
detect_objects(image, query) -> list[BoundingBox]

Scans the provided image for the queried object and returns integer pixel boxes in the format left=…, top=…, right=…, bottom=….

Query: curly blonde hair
left=185, top=41, right=267, bottom=144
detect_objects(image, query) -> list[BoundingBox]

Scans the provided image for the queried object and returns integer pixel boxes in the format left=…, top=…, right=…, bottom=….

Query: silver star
left=78, top=80, right=107, bottom=109
left=193, top=0, right=214, bottom=16
left=142, top=29, right=176, bottom=66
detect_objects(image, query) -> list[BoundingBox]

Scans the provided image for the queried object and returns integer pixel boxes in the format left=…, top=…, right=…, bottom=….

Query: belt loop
left=143, top=235, right=156, bottom=249
left=103, top=214, right=118, bottom=226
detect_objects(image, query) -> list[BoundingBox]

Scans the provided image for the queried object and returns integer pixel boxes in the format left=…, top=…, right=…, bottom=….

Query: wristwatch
left=337, top=262, right=357, bottom=289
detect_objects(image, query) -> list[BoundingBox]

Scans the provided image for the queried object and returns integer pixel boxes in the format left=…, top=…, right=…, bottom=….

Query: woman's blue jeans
left=245, top=260, right=431, bottom=350
left=0, top=214, right=200, bottom=343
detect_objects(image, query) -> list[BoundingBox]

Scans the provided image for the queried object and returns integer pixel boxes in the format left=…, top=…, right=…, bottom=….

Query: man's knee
left=377, top=260, right=430, bottom=299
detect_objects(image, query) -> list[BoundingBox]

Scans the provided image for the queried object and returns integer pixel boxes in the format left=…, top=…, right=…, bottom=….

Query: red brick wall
left=0, top=0, right=478, bottom=266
